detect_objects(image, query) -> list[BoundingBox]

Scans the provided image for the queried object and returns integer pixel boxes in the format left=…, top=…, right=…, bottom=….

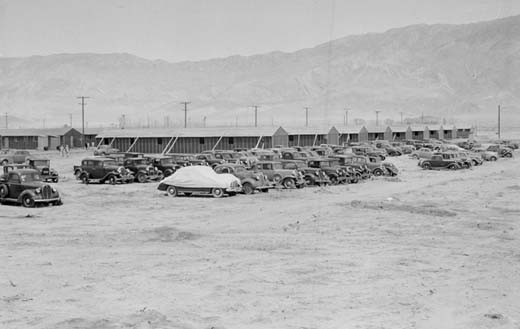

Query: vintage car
left=214, top=163, right=272, bottom=194
left=331, top=154, right=387, bottom=177
left=0, top=169, right=62, bottom=207
left=418, top=154, right=462, bottom=170
left=255, top=161, right=305, bottom=188
left=280, top=160, right=331, bottom=186
left=75, top=157, right=134, bottom=184
left=471, top=147, right=498, bottom=161
left=194, top=153, right=226, bottom=168
left=0, top=150, right=32, bottom=165
left=122, top=157, right=163, bottom=183
left=157, top=165, right=242, bottom=197
left=306, top=159, right=349, bottom=184
left=167, top=153, right=207, bottom=166
left=351, top=146, right=386, bottom=161
left=373, top=142, right=402, bottom=156
left=485, top=144, right=513, bottom=158
left=437, top=152, right=472, bottom=169
left=145, top=155, right=179, bottom=177
left=410, top=147, right=435, bottom=160
left=456, top=151, right=483, bottom=166
left=27, top=158, right=59, bottom=183
left=93, top=145, right=120, bottom=156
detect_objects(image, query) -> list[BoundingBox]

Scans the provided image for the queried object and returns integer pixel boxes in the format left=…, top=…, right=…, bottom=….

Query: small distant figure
left=59, top=144, right=65, bottom=157
left=85, top=142, right=88, bottom=150
left=65, top=144, right=70, bottom=157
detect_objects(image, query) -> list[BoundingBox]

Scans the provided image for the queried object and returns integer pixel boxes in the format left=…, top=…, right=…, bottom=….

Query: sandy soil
left=1, top=149, right=519, bottom=329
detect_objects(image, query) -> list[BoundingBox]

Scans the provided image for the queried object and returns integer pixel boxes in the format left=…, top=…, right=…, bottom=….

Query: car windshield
left=235, top=166, right=246, bottom=173
left=20, top=172, right=42, bottom=182
left=103, top=161, right=118, bottom=167
left=273, top=163, right=283, bottom=170
left=160, top=158, right=173, bottom=165
left=33, top=160, right=49, bottom=166
left=130, top=159, right=147, bottom=165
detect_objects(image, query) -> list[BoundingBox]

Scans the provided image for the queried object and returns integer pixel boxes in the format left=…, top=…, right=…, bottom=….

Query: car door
left=7, top=172, right=23, bottom=198
left=430, top=155, right=443, bottom=167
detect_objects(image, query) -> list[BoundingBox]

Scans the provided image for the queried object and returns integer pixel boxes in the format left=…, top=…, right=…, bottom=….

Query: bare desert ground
left=1, top=149, right=519, bottom=329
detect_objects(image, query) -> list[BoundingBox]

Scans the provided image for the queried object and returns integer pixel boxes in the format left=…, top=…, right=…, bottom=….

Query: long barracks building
left=0, top=125, right=473, bottom=151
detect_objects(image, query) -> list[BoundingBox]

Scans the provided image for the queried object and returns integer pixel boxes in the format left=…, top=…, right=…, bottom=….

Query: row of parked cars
left=70, top=143, right=405, bottom=198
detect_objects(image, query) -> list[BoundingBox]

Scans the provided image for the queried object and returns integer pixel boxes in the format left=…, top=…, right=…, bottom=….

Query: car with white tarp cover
left=157, top=165, right=242, bottom=198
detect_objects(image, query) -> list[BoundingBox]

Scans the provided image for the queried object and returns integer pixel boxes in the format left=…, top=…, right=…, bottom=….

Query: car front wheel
left=242, top=182, right=254, bottom=195
left=0, top=184, right=8, bottom=198
left=22, top=195, right=35, bottom=208
left=422, top=163, right=431, bottom=170
left=167, top=186, right=177, bottom=197
left=373, top=168, right=384, bottom=176
left=212, top=188, right=224, bottom=198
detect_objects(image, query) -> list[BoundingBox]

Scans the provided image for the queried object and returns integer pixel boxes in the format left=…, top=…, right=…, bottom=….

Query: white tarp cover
left=160, top=165, right=240, bottom=188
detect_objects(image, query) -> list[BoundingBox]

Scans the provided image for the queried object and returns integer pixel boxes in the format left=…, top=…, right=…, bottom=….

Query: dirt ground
left=1, top=149, right=519, bottom=329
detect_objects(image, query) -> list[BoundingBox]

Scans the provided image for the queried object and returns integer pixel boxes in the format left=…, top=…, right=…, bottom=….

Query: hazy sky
left=0, top=0, right=518, bottom=62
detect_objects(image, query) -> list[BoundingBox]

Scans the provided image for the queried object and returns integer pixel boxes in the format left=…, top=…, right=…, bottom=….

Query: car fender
left=17, top=190, right=36, bottom=203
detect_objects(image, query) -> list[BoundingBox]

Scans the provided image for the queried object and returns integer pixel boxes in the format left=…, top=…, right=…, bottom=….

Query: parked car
left=410, top=147, right=435, bottom=160
left=194, top=153, right=226, bottom=168
left=351, top=146, right=386, bottom=161
left=93, top=145, right=120, bottom=156
left=158, top=165, right=242, bottom=197
left=485, top=144, right=513, bottom=158
left=418, top=154, right=462, bottom=170
left=280, top=160, right=331, bottom=186
left=122, top=157, right=163, bottom=183
left=472, top=147, right=498, bottom=161
left=306, top=159, right=349, bottom=184
left=456, top=151, right=483, bottom=166
left=167, top=153, right=207, bottom=166
left=75, top=157, right=134, bottom=184
left=255, top=161, right=305, bottom=188
left=0, top=169, right=62, bottom=207
left=0, top=150, right=32, bottom=165
left=27, top=158, right=59, bottom=183
left=145, top=155, right=180, bottom=177
left=214, top=163, right=272, bottom=194
left=332, top=154, right=387, bottom=177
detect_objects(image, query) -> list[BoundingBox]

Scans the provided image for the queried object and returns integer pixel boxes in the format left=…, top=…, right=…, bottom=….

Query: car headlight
left=35, top=188, right=41, bottom=194
left=51, top=187, right=56, bottom=193
left=314, top=172, right=320, bottom=176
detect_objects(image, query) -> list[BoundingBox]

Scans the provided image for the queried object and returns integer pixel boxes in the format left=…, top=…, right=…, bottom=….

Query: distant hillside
left=0, top=15, right=519, bottom=128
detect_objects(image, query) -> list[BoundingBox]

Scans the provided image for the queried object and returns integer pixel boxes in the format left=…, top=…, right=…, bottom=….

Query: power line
left=180, top=101, right=191, bottom=128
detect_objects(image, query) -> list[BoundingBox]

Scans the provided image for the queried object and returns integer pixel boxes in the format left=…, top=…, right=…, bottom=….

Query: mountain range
left=1, top=15, right=519, bottom=129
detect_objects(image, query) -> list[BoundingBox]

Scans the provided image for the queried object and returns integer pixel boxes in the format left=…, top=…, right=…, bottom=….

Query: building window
left=199, top=138, right=205, bottom=145
left=130, top=138, right=135, bottom=144
left=158, top=138, right=163, bottom=145
left=104, top=139, right=110, bottom=145
left=288, top=135, right=294, bottom=142
left=228, top=137, right=234, bottom=145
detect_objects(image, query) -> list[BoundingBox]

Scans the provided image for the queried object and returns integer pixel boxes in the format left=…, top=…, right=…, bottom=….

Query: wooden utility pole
left=251, top=105, right=260, bottom=127
left=400, top=112, right=403, bottom=124
left=344, top=108, right=351, bottom=126
left=303, top=107, right=310, bottom=127
left=4, top=112, right=7, bottom=129
left=180, top=101, right=191, bottom=128
left=375, top=110, right=381, bottom=126
left=77, top=96, right=90, bottom=147
left=498, top=104, right=501, bottom=140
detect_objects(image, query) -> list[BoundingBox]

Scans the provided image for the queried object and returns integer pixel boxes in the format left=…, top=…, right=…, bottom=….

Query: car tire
left=422, top=163, right=431, bottom=170
left=1, top=160, right=8, bottom=166
left=412, top=154, right=419, bottom=159
left=80, top=173, right=89, bottom=184
left=242, top=183, right=254, bottom=195
left=167, top=186, right=177, bottom=197
left=283, top=178, right=296, bottom=189
left=136, top=172, right=147, bottom=183
left=490, top=156, right=497, bottom=161
left=22, top=195, right=35, bottom=208
left=211, top=188, right=224, bottom=198
left=272, top=174, right=282, bottom=184
left=373, top=168, right=384, bottom=176
left=448, top=164, right=458, bottom=170
left=505, top=153, right=512, bottom=158
left=330, top=175, right=339, bottom=185
left=52, top=177, right=59, bottom=183
left=304, top=176, right=315, bottom=186
left=108, top=176, right=117, bottom=185
left=472, top=160, right=479, bottom=166
left=0, top=184, right=8, bottom=198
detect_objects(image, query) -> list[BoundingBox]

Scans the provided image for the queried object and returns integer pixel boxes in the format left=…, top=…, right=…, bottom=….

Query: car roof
left=82, top=157, right=117, bottom=161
